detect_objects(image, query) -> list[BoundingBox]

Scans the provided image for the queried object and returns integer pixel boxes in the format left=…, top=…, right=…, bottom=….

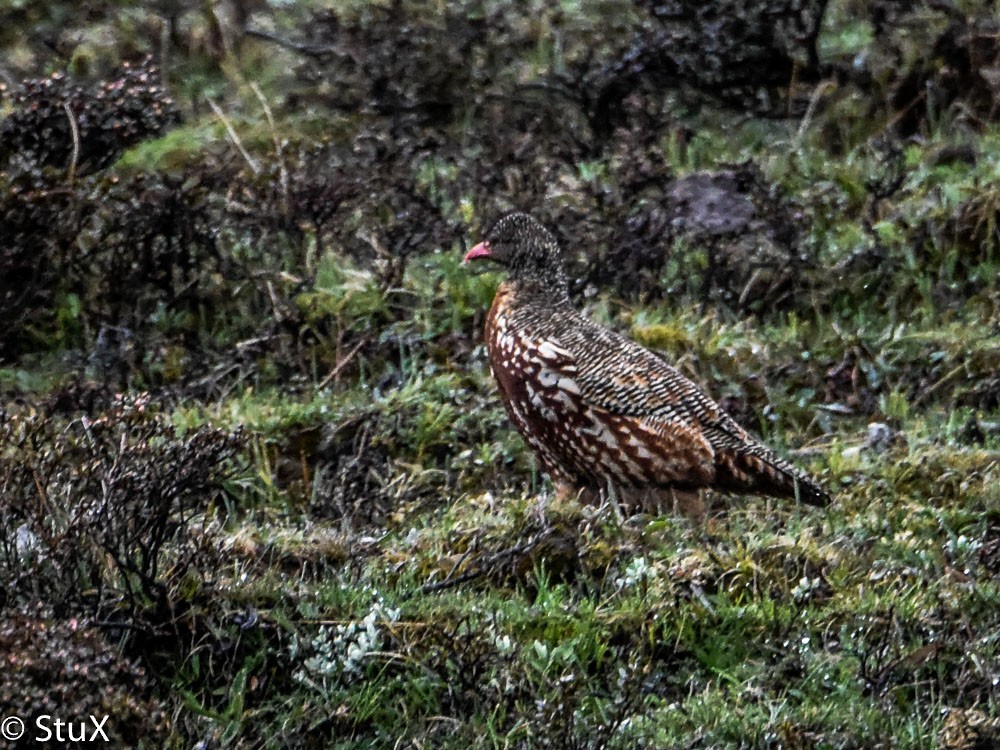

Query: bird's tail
left=718, top=447, right=832, bottom=506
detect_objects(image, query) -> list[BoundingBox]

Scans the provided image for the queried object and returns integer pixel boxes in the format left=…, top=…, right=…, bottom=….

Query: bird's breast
left=484, top=287, right=710, bottom=488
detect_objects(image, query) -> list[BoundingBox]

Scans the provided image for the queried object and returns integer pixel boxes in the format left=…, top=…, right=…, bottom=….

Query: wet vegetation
left=1, top=0, right=1000, bottom=747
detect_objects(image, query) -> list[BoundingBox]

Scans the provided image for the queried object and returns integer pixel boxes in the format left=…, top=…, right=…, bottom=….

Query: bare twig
left=265, top=280, right=283, bottom=321
left=244, top=26, right=341, bottom=58
left=794, top=80, right=836, bottom=149
left=62, top=101, right=80, bottom=184
left=411, top=534, right=545, bottom=598
left=206, top=96, right=260, bottom=174
left=914, top=362, right=967, bottom=407
left=249, top=81, right=289, bottom=220
left=416, top=566, right=489, bottom=596
left=318, top=337, right=367, bottom=390
left=737, top=266, right=765, bottom=308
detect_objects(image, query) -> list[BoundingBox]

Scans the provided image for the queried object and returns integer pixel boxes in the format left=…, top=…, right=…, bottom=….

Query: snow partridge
left=464, top=212, right=830, bottom=516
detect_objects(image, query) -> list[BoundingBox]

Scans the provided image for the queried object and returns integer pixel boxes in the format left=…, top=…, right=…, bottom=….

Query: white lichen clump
left=615, top=556, right=652, bottom=590
left=292, top=593, right=400, bottom=689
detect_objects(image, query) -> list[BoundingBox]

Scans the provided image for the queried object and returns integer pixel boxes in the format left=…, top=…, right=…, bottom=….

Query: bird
left=463, top=211, right=830, bottom=517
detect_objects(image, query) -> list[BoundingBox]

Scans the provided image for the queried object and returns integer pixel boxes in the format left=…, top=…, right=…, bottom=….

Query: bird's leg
left=553, top=481, right=578, bottom=505
left=671, top=488, right=707, bottom=522
left=604, top=477, right=625, bottom=524
left=551, top=482, right=589, bottom=520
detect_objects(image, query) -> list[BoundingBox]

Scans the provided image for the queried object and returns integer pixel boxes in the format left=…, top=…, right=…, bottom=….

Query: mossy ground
left=2, top=1, right=1000, bottom=748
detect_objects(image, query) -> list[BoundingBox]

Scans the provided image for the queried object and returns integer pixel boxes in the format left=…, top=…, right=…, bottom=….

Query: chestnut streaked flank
left=464, top=211, right=830, bottom=513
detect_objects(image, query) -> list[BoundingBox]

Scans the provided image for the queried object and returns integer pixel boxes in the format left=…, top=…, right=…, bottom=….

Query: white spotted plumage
left=472, top=212, right=831, bottom=509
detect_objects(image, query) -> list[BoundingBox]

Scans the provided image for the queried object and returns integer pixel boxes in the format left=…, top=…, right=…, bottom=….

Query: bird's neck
left=506, top=269, right=570, bottom=306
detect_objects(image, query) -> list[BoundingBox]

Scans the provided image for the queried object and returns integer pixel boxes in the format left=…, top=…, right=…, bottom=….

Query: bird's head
left=463, top=212, right=568, bottom=299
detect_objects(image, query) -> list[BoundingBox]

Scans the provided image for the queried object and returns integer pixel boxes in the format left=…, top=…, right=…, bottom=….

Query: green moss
left=114, top=120, right=222, bottom=172
left=630, top=323, right=693, bottom=354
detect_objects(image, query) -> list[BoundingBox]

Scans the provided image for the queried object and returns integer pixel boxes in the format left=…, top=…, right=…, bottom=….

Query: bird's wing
left=541, top=316, right=750, bottom=443
left=516, top=315, right=829, bottom=504
left=536, top=316, right=829, bottom=504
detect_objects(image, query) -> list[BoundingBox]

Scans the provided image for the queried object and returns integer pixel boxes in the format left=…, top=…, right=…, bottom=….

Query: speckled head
left=464, top=212, right=569, bottom=299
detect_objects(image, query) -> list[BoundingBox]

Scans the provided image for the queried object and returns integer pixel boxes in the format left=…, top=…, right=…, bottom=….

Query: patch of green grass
left=114, top=119, right=223, bottom=172
left=7, top=1, right=1000, bottom=747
